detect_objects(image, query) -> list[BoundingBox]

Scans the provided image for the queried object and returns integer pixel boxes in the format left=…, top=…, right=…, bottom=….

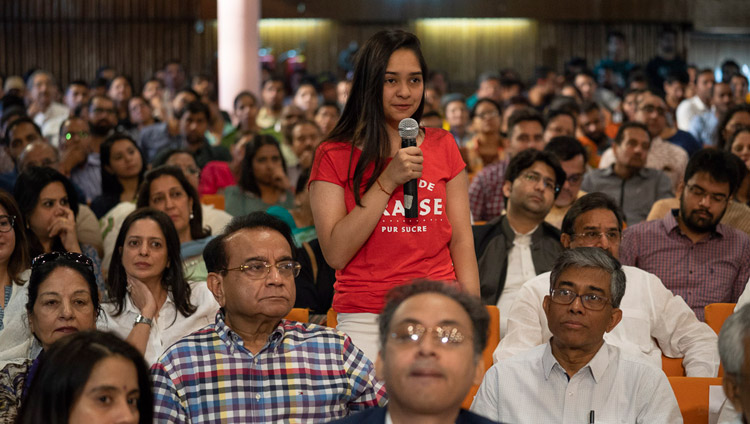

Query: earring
left=189, top=213, right=194, bottom=220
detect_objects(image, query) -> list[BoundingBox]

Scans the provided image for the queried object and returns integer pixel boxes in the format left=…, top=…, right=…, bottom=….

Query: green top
left=224, top=185, right=296, bottom=217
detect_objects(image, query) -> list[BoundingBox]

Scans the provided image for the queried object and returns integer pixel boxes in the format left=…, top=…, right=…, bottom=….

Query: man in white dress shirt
left=471, top=247, right=682, bottom=423
left=494, top=192, right=719, bottom=377
left=676, top=68, right=714, bottom=131
left=26, top=70, right=70, bottom=144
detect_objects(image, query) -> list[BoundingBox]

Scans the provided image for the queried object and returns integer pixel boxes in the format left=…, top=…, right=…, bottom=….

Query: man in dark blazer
left=327, top=280, right=499, bottom=424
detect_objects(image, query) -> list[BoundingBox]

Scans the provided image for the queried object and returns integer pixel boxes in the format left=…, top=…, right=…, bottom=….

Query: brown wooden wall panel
left=0, top=0, right=218, bottom=92
left=257, top=20, right=688, bottom=94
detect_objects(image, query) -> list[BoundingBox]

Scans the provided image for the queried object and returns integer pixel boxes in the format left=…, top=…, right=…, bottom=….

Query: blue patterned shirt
left=151, top=311, right=387, bottom=423
left=0, top=285, right=10, bottom=331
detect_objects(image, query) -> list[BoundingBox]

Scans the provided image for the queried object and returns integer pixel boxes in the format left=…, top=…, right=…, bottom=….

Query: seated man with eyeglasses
left=471, top=247, right=682, bottom=423
left=473, top=149, right=566, bottom=337
left=495, top=192, right=718, bottom=377
left=621, top=148, right=750, bottom=321
left=329, top=280, right=495, bottom=424
left=151, top=212, right=386, bottom=423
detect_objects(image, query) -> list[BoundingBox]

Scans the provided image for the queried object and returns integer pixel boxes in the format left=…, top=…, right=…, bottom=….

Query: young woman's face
left=28, top=266, right=96, bottom=350
left=148, top=175, right=193, bottom=240
left=252, top=144, right=284, bottom=186
left=107, top=77, right=132, bottom=103
left=68, top=355, right=140, bottom=424
left=382, top=48, right=424, bottom=128
left=472, top=101, right=502, bottom=135
left=731, top=131, right=750, bottom=170
left=121, top=218, right=169, bottom=285
left=293, top=84, right=318, bottom=112
left=28, top=182, right=72, bottom=242
left=106, top=139, right=142, bottom=179
left=165, top=152, right=200, bottom=191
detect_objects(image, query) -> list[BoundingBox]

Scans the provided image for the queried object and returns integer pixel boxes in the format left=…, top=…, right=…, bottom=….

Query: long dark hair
left=238, top=134, right=287, bottom=196
left=136, top=165, right=210, bottom=240
left=14, top=167, right=80, bottom=258
left=0, top=190, right=29, bottom=285
left=107, top=208, right=194, bottom=318
left=325, top=29, right=427, bottom=206
left=16, top=330, right=153, bottom=424
left=100, top=133, right=145, bottom=197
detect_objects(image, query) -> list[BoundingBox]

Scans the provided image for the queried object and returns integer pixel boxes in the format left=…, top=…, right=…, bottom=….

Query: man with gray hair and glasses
left=471, top=247, right=681, bottom=423
left=495, top=192, right=718, bottom=376
left=717, top=304, right=750, bottom=424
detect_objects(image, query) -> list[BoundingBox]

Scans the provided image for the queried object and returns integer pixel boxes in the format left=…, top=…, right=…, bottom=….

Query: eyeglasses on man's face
left=549, top=288, right=610, bottom=311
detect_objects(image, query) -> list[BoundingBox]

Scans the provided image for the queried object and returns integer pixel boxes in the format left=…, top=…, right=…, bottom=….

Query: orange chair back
left=285, top=308, right=309, bottom=323
left=668, top=376, right=723, bottom=424
left=705, top=303, right=736, bottom=335
left=327, top=309, right=338, bottom=328
left=201, top=194, right=225, bottom=210
left=662, top=355, right=686, bottom=377
left=461, top=305, right=500, bottom=409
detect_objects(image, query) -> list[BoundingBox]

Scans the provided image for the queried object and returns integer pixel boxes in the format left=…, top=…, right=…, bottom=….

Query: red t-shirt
left=310, top=127, right=465, bottom=313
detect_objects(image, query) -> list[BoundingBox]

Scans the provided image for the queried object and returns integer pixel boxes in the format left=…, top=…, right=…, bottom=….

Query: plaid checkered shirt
left=468, top=158, right=509, bottom=222
left=621, top=210, right=750, bottom=321
left=151, top=311, right=387, bottom=423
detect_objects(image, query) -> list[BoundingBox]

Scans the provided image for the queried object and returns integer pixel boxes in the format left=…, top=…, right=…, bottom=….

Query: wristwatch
left=134, top=314, right=153, bottom=327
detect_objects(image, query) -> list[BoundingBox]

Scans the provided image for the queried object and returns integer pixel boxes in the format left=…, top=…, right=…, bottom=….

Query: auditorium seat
left=668, top=376, right=723, bottom=424
left=285, top=308, right=310, bottom=323
left=201, top=194, right=225, bottom=210
left=705, top=303, right=736, bottom=335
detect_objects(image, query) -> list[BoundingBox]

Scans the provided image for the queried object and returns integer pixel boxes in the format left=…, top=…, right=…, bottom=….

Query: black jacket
left=473, top=215, right=563, bottom=305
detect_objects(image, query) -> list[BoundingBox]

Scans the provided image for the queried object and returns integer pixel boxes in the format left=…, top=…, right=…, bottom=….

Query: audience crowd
left=1, top=26, right=750, bottom=423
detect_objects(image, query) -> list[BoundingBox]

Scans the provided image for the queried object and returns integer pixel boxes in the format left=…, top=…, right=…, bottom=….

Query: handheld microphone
left=398, top=118, right=419, bottom=218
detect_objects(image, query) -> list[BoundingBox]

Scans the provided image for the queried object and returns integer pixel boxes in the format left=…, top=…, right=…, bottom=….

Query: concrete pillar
left=217, top=0, right=261, bottom=113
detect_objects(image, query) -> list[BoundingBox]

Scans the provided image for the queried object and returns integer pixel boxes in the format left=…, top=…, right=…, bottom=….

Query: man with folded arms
left=471, top=248, right=681, bottom=423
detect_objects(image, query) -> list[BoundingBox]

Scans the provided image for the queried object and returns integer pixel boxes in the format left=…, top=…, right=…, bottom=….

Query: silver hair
left=26, top=70, right=55, bottom=91
left=549, top=247, right=626, bottom=308
left=718, top=303, right=750, bottom=375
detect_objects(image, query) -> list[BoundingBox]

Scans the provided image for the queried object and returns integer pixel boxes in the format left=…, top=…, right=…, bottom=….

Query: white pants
left=336, top=312, right=380, bottom=364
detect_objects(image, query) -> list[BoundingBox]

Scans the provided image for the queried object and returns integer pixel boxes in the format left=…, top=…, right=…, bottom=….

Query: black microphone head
left=398, top=118, right=419, bottom=139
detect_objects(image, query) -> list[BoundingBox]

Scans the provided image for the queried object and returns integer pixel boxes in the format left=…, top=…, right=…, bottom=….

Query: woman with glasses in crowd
left=100, top=208, right=218, bottom=365
left=0, top=251, right=100, bottom=422
left=15, top=330, right=153, bottom=424
left=0, top=192, right=32, bottom=365
left=464, top=98, right=506, bottom=174
left=91, top=133, right=145, bottom=218
left=309, top=30, right=479, bottom=361
left=135, top=166, right=217, bottom=281
left=13, top=166, right=106, bottom=297
left=0, top=191, right=30, bottom=333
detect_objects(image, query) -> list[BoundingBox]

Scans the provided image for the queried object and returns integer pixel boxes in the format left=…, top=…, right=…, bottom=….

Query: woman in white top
left=0, top=191, right=32, bottom=364
left=0, top=190, right=30, bottom=333
left=102, top=207, right=219, bottom=365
